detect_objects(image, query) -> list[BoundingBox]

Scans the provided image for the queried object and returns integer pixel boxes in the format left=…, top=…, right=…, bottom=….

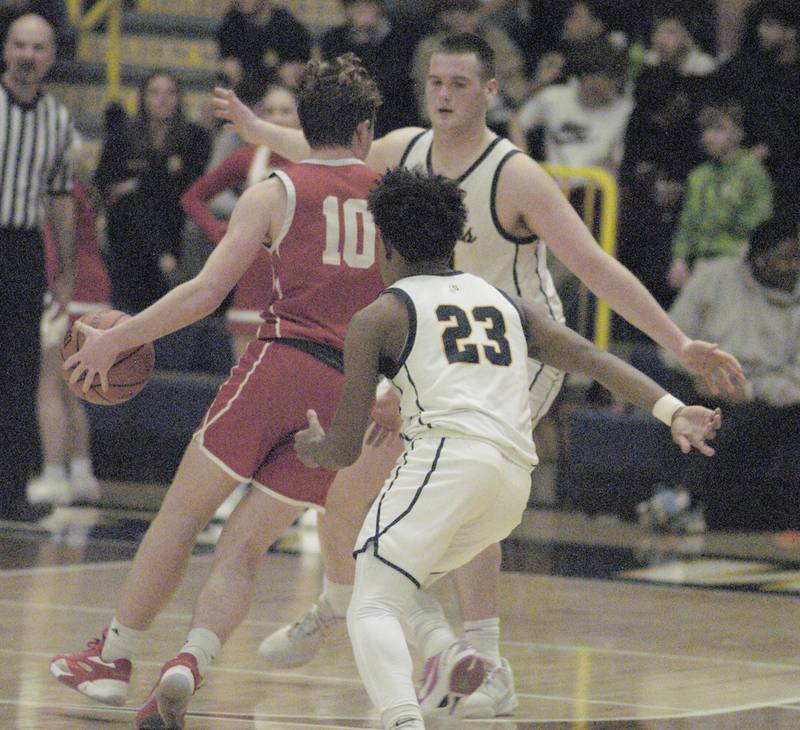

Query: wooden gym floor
left=3, top=500, right=800, bottom=729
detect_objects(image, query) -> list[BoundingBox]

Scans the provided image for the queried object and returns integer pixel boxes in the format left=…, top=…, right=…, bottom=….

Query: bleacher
left=47, top=0, right=345, bottom=137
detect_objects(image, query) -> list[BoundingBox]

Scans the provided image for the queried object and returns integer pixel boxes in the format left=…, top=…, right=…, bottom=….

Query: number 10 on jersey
left=322, top=196, right=376, bottom=269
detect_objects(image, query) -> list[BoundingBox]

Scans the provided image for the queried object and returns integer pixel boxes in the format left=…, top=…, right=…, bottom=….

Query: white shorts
left=353, top=437, right=532, bottom=588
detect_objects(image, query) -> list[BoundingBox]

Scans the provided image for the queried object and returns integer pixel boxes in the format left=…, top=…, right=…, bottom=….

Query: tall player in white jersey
left=214, top=34, right=744, bottom=716
left=294, top=167, right=722, bottom=730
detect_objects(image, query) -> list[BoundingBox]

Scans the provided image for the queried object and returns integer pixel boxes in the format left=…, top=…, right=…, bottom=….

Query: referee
left=0, top=14, right=75, bottom=522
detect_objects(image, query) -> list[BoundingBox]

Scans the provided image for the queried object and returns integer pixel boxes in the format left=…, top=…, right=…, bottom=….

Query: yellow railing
left=67, top=0, right=123, bottom=101
left=542, top=165, right=619, bottom=351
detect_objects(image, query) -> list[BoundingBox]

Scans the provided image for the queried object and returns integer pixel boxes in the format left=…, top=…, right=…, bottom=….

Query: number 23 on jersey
left=437, top=304, right=512, bottom=366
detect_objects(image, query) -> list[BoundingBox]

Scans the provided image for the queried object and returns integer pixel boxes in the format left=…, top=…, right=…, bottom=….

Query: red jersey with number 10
left=256, top=158, right=384, bottom=352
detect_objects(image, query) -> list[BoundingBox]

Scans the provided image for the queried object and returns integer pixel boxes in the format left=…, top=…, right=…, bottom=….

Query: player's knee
left=214, top=530, right=267, bottom=576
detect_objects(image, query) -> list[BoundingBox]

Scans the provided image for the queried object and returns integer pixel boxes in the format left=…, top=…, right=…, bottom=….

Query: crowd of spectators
left=3, top=0, right=795, bottom=347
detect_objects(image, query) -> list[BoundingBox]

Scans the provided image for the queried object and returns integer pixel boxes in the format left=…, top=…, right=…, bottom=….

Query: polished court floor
left=3, top=499, right=800, bottom=729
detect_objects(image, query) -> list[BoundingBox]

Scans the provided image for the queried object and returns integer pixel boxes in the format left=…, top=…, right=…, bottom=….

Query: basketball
left=60, top=309, right=155, bottom=405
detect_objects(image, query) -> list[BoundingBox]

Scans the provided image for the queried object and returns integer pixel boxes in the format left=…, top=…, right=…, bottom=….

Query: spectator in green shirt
left=669, top=103, right=772, bottom=289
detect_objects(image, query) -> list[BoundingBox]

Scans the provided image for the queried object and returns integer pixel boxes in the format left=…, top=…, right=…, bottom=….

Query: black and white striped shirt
left=0, top=79, right=73, bottom=231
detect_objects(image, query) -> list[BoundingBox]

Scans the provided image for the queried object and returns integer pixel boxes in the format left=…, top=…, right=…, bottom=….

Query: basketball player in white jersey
left=213, top=37, right=743, bottom=716
left=294, top=167, right=721, bottom=730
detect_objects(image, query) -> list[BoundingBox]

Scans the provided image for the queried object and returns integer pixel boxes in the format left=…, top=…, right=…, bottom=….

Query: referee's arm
left=45, top=125, right=77, bottom=307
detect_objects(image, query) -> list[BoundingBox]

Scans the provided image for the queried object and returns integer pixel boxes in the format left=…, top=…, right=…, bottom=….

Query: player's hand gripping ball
left=60, top=309, right=155, bottom=405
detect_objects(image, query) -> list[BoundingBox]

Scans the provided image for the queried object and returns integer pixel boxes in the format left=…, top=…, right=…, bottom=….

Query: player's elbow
left=554, top=337, right=601, bottom=378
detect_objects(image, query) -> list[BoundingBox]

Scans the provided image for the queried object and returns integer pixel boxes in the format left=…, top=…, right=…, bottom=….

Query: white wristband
left=652, top=394, right=685, bottom=426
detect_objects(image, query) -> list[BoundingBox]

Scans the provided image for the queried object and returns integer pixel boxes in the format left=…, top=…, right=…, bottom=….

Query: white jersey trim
left=251, top=480, right=326, bottom=513
left=269, top=169, right=296, bottom=254
left=300, top=157, right=364, bottom=166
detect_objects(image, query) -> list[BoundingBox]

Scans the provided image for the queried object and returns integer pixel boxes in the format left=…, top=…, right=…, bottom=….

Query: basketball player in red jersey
left=213, top=33, right=746, bottom=718
left=50, top=55, right=384, bottom=729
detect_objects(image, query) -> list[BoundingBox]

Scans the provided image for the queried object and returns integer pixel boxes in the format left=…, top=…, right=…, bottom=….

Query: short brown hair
left=433, top=33, right=496, bottom=81
left=295, top=53, right=382, bottom=148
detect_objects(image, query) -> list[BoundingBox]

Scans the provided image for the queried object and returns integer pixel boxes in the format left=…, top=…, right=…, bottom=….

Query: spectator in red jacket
left=181, top=84, right=299, bottom=357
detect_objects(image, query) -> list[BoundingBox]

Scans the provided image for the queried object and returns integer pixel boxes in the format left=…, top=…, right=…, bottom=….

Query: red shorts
left=194, top=339, right=344, bottom=509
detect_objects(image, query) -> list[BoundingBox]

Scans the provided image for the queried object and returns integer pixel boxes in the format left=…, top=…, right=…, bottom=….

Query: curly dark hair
left=368, top=167, right=467, bottom=263
left=295, top=53, right=382, bottom=148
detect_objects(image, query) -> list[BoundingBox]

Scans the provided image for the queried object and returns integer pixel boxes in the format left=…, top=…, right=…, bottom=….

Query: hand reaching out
left=671, top=405, right=722, bottom=456
left=677, top=340, right=746, bottom=396
left=370, top=384, right=402, bottom=432
left=212, top=87, right=262, bottom=145
left=294, top=409, right=326, bottom=468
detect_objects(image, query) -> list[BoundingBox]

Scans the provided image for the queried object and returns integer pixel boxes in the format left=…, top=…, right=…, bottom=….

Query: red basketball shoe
left=50, top=629, right=132, bottom=706
left=135, top=652, right=203, bottom=729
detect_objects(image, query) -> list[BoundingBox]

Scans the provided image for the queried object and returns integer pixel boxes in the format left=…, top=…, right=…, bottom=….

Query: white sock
left=320, top=576, right=352, bottom=617
left=382, top=703, right=423, bottom=729
left=463, top=617, right=501, bottom=665
left=181, top=627, right=221, bottom=684
left=101, top=618, right=144, bottom=662
left=404, top=590, right=456, bottom=660
left=70, top=457, right=94, bottom=479
left=41, top=463, right=68, bottom=481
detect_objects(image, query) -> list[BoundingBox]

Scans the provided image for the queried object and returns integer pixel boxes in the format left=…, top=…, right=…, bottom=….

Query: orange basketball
left=60, top=309, right=155, bottom=405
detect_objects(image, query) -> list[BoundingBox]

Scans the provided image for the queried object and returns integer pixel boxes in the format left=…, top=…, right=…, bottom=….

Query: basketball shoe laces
left=288, top=602, right=333, bottom=641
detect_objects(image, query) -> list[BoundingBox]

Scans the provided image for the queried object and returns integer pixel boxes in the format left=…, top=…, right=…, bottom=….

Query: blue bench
left=557, top=407, right=681, bottom=520
left=87, top=370, right=223, bottom=484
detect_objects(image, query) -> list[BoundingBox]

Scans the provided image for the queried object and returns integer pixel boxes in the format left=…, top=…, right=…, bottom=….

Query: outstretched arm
left=213, top=87, right=312, bottom=160
left=518, top=298, right=722, bottom=455
left=213, top=86, right=423, bottom=173
left=502, top=154, right=744, bottom=393
left=64, top=179, right=284, bottom=392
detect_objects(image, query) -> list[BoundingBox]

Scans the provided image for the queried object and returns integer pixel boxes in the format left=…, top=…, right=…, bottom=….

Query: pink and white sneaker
left=135, top=652, right=203, bottom=729
left=417, top=639, right=488, bottom=715
left=50, top=629, right=132, bottom=706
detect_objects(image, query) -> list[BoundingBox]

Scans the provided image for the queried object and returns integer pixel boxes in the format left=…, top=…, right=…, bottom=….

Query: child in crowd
left=669, top=103, right=772, bottom=289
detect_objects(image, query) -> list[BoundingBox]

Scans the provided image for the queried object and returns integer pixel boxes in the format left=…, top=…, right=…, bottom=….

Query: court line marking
left=0, top=699, right=374, bottom=729
left=7, top=554, right=800, bottom=720
left=500, top=639, right=800, bottom=671
left=6, top=695, right=800, bottom=726
left=7, top=647, right=800, bottom=716
left=0, top=598, right=283, bottom=627
left=0, top=648, right=364, bottom=685
left=5, top=593, right=800, bottom=674
left=0, top=554, right=211, bottom=577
